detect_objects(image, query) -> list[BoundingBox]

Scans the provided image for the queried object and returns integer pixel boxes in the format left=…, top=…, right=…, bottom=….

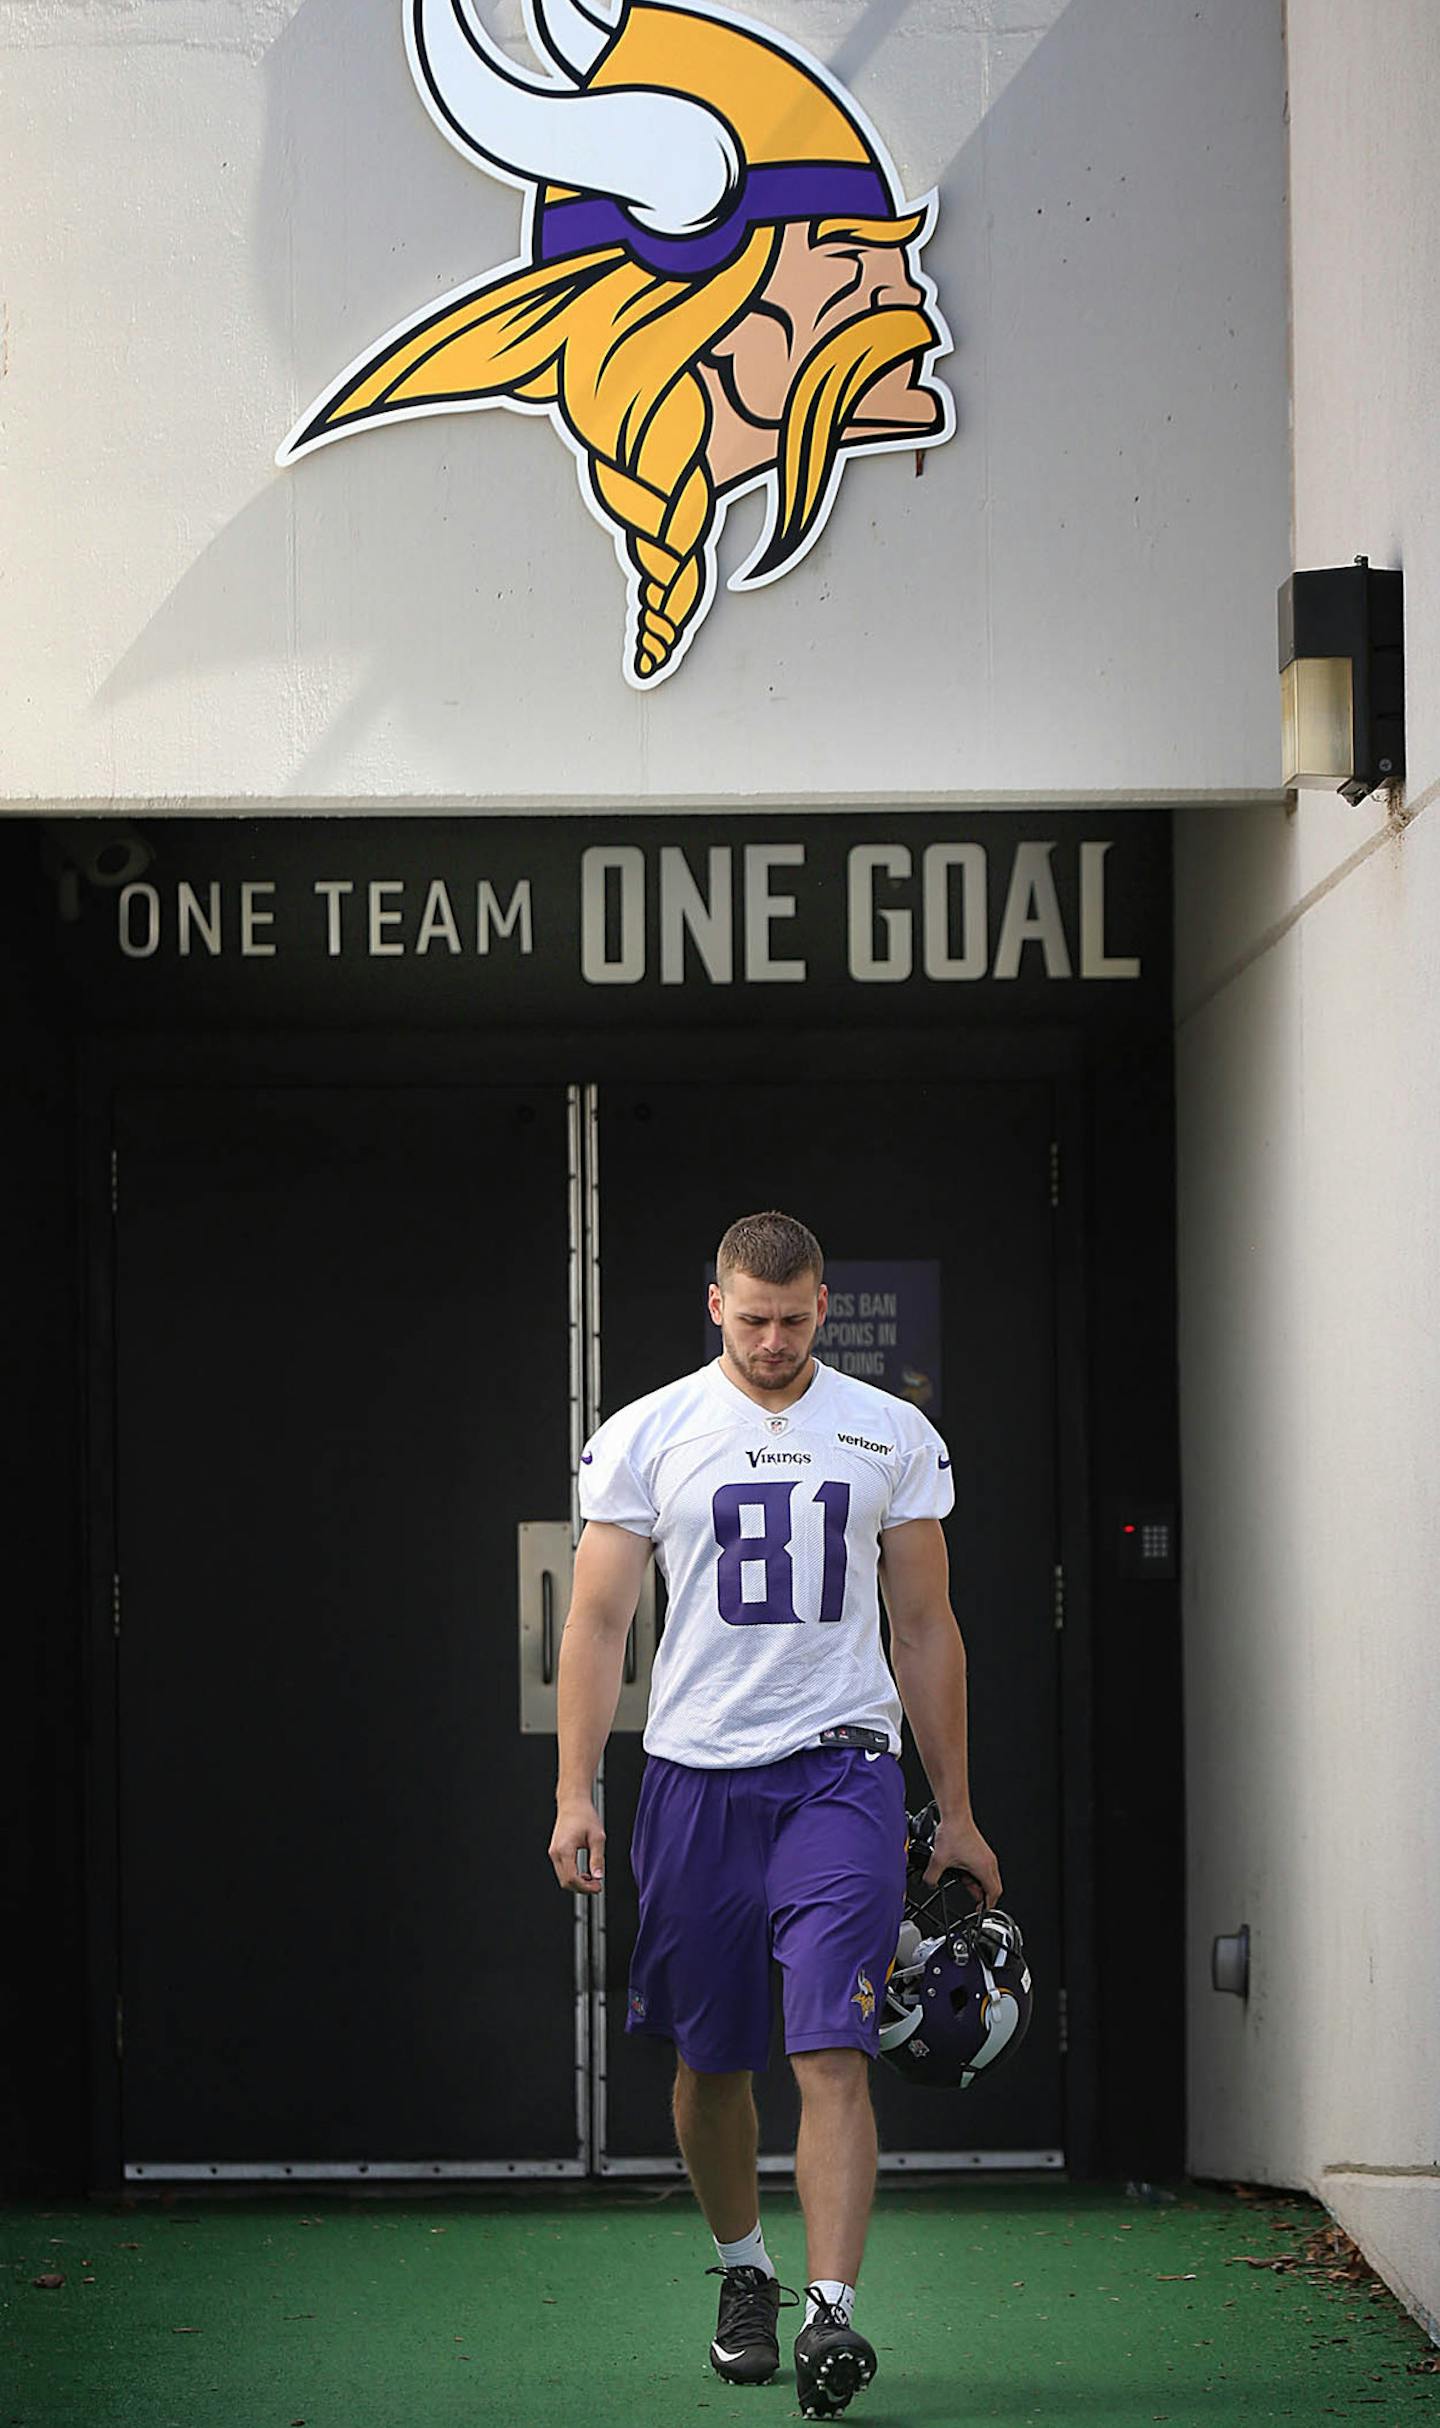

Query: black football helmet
left=877, top=1801, right=1034, bottom=2090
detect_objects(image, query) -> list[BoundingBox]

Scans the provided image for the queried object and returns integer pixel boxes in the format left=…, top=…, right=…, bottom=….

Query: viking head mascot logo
left=278, top=0, right=954, bottom=686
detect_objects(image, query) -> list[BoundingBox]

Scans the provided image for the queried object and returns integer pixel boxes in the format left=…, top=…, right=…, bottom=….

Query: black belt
left=817, top=1723, right=892, bottom=1754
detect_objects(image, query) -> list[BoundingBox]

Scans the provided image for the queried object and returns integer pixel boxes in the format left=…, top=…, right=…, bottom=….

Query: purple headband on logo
left=536, top=158, right=898, bottom=277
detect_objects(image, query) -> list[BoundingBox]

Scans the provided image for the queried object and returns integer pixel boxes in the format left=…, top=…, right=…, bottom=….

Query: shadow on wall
left=100, top=0, right=638, bottom=787
left=98, top=0, right=1258, bottom=777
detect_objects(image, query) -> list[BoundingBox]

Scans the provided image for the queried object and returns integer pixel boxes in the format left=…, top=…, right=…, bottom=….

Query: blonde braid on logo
left=588, top=390, right=713, bottom=682
left=555, top=232, right=780, bottom=684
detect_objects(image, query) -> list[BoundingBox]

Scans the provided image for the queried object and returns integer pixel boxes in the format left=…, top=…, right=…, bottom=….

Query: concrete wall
left=0, top=0, right=1288, bottom=805
left=1175, top=0, right=1440, bottom=2338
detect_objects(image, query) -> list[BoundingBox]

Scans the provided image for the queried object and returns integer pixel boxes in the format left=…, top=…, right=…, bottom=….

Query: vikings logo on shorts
left=851, top=1970, right=876, bottom=2021
left=277, top=0, right=955, bottom=688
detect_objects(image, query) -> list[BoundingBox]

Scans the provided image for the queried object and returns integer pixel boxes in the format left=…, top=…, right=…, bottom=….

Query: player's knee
left=789, top=2045, right=871, bottom=2101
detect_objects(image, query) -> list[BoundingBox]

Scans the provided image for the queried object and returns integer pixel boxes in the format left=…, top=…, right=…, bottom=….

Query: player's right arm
left=548, top=1519, right=653, bottom=1894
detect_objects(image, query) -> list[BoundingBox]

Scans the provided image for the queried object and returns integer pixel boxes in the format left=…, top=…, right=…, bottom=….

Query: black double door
left=106, top=1072, right=1063, bottom=2180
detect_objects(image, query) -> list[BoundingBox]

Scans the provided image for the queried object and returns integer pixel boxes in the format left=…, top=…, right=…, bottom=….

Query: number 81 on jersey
left=712, top=1481, right=852, bottom=1627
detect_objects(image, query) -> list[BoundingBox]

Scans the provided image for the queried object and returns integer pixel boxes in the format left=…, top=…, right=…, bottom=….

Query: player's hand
left=925, top=1811, right=1002, bottom=1910
left=550, top=1798, right=606, bottom=1893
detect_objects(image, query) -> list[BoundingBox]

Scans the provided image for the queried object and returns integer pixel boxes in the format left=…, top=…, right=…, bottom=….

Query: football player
left=549, top=1210, right=1001, bottom=2419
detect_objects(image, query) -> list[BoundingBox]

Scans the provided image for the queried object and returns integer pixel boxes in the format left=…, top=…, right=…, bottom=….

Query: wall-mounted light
left=1277, top=558, right=1404, bottom=804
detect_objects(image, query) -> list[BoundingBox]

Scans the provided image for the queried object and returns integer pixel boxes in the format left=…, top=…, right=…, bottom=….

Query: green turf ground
left=3, top=2180, right=1437, bottom=2427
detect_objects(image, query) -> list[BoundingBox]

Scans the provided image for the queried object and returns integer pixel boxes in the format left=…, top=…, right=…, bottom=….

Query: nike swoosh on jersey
left=938, top=1456, right=951, bottom=1469
left=581, top=1451, right=594, bottom=1464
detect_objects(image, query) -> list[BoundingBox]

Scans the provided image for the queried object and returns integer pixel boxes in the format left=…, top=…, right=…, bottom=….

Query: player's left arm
left=879, top=1516, right=1003, bottom=1908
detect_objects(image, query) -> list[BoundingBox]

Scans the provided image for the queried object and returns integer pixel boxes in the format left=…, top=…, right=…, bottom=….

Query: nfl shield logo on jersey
left=764, top=1416, right=790, bottom=1435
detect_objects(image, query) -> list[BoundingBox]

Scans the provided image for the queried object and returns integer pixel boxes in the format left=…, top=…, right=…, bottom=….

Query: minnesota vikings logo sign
left=277, top=0, right=954, bottom=687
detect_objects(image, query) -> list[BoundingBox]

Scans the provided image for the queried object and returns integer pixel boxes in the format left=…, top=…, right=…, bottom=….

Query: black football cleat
left=793, top=2291, right=877, bottom=2418
left=705, top=2263, right=798, bottom=2384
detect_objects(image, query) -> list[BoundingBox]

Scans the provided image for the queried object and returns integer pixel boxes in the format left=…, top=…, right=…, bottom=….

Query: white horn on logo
left=526, top=0, right=621, bottom=81
left=409, top=0, right=743, bottom=236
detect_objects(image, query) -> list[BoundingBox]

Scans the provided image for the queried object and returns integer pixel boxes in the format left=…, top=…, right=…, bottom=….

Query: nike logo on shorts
left=865, top=1750, right=882, bottom=1761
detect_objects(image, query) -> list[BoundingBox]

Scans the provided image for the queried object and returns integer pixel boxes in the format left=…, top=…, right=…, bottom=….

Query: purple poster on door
left=705, top=1260, right=943, bottom=1421
left=816, top=1262, right=943, bottom=1419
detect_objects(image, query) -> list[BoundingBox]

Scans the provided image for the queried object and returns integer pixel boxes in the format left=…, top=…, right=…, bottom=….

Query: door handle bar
left=518, top=1520, right=653, bottom=1732
left=541, top=1570, right=557, bottom=1686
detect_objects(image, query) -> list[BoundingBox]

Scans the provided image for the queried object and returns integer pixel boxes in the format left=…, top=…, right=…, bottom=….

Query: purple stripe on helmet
left=536, top=159, right=897, bottom=276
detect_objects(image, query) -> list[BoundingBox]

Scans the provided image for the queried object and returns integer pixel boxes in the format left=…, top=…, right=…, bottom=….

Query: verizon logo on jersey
left=836, top=1433, right=895, bottom=1456
left=746, top=1448, right=813, bottom=1467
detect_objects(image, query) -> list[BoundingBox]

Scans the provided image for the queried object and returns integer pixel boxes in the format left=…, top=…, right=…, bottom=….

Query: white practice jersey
left=578, top=1357, right=954, bottom=1768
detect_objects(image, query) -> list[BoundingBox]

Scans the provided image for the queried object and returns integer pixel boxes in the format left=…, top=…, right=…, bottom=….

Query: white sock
left=713, top=2219, right=775, bottom=2278
left=806, top=2278, right=856, bottom=2327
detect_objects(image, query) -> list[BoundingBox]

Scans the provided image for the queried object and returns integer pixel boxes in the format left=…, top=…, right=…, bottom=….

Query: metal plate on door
left=518, top=1523, right=658, bottom=1735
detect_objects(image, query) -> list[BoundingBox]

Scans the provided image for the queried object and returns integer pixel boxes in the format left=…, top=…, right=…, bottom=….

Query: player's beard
left=723, top=1321, right=819, bottom=1392
left=747, top=303, right=940, bottom=582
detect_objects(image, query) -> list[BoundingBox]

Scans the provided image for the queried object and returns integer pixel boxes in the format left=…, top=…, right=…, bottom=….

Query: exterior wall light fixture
left=1277, top=557, right=1405, bottom=803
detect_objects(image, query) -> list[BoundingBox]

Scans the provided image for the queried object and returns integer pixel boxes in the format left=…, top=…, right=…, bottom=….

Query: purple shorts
left=624, top=1746, right=908, bottom=2074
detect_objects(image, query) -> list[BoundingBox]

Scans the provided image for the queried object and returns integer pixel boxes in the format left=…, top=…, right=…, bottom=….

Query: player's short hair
left=716, top=1211, right=824, bottom=1289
